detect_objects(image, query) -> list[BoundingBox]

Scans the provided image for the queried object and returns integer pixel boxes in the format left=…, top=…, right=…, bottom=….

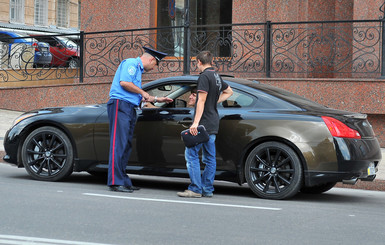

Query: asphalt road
left=0, top=162, right=385, bottom=245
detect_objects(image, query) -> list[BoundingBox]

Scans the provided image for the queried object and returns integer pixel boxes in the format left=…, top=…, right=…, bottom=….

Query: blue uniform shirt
left=109, top=57, right=144, bottom=106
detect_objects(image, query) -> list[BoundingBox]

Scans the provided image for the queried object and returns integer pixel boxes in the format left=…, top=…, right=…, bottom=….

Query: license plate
left=367, top=162, right=376, bottom=176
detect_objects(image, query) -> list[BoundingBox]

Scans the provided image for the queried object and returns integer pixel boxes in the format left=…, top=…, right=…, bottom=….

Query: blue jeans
left=185, top=134, right=217, bottom=194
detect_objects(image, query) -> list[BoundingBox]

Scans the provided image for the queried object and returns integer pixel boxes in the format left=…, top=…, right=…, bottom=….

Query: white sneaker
left=177, top=190, right=202, bottom=198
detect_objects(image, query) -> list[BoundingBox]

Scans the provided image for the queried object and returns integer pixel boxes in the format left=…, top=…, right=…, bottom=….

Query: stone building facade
left=0, top=0, right=80, bottom=33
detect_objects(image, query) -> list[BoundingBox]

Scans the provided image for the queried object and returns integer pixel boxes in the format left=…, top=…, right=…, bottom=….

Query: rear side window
left=219, top=89, right=256, bottom=108
left=219, top=87, right=301, bottom=110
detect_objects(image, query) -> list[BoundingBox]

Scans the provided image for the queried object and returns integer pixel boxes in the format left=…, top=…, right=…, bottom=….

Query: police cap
left=143, top=46, right=168, bottom=64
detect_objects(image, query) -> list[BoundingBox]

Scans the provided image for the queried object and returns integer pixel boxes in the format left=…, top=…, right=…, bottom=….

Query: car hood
left=16, top=104, right=107, bottom=125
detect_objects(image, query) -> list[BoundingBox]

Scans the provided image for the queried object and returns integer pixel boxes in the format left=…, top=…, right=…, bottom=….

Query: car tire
left=300, top=182, right=336, bottom=194
left=68, top=57, right=79, bottom=68
left=245, top=141, right=303, bottom=200
left=21, top=126, right=74, bottom=181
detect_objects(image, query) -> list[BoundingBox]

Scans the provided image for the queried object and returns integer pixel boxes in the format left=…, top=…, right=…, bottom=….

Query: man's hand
left=141, top=91, right=151, bottom=101
left=158, top=97, right=173, bottom=103
left=144, top=96, right=173, bottom=104
left=189, top=122, right=199, bottom=136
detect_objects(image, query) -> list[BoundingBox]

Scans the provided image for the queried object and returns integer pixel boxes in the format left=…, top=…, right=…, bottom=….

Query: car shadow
left=65, top=173, right=370, bottom=202
left=63, top=172, right=257, bottom=198
left=6, top=169, right=373, bottom=202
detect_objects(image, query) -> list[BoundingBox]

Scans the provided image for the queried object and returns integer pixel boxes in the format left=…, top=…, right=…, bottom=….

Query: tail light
left=32, top=42, right=39, bottom=51
left=322, top=116, right=361, bottom=139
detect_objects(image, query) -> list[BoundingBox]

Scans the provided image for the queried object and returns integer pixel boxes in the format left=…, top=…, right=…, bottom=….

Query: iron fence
left=0, top=32, right=80, bottom=83
left=0, top=19, right=384, bottom=83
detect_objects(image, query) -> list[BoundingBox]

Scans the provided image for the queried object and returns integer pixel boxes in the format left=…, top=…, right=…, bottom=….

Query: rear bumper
left=304, top=137, right=382, bottom=186
left=34, top=52, right=52, bottom=64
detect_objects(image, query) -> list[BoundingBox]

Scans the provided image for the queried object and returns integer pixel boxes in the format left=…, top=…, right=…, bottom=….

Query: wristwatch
left=154, top=96, right=158, bottom=103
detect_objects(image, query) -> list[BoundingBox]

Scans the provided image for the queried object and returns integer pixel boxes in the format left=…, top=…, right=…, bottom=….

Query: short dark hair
left=191, top=86, right=197, bottom=94
left=196, top=51, right=213, bottom=65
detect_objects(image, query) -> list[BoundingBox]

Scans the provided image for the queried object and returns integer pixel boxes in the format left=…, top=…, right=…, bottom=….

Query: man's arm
left=190, top=92, right=207, bottom=136
left=120, top=81, right=172, bottom=103
left=217, top=86, right=233, bottom=103
left=120, top=81, right=150, bottom=100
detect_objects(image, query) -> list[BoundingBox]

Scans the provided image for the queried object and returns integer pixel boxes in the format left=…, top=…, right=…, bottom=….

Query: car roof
left=0, top=31, right=38, bottom=43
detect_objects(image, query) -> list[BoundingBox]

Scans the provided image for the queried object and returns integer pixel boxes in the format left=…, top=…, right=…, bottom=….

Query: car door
left=132, top=82, right=196, bottom=169
left=93, top=82, right=197, bottom=170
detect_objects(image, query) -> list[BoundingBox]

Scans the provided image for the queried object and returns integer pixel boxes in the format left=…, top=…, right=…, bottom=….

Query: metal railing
left=0, top=32, right=80, bottom=83
left=0, top=19, right=384, bottom=84
left=83, top=19, right=384, bottom=80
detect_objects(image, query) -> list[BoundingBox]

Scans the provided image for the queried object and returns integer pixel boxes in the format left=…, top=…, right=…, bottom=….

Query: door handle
left=177, top=120, right=192, bottom=124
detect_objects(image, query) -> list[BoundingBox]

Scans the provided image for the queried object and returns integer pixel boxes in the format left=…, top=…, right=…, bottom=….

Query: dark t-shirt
left=195, top=67, right=229, bottom=134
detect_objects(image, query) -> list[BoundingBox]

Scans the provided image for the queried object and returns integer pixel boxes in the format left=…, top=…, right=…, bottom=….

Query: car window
left=35, top=37, right=57, bottom=46
left=144, top=83, right=195, bottom=108
left=219, top=89, right=256, bottom=108
left=56, top=36, right=78, bottom=49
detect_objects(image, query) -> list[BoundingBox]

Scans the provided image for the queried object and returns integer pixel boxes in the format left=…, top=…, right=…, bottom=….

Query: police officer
left=107, top=47, right=173, bottom=193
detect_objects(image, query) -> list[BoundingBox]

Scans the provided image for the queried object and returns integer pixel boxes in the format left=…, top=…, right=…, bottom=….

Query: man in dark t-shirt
left=177, top=51, right=233, bottom=198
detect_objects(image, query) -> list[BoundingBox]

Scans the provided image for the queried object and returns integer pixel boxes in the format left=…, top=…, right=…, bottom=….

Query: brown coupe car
left=3, top=76, right=382, bottom=199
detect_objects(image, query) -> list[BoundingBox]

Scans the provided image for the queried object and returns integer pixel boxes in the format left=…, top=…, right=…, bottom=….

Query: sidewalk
left=0, top=108, right=384, bottom=185
left=0, top=109, right=23, bottom=152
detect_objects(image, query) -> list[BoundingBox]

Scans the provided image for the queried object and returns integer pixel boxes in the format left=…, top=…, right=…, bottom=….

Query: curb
left=1, top=150, right=384, bottom=192
left=335, top=180, right=385, bottom=191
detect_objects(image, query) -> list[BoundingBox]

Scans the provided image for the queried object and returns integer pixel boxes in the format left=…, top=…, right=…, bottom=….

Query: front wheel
left=245, top=142, right=303, bottom=200
left=68, top=57, right=79, bottom=68
left=21, top=126, right=74, bottom=181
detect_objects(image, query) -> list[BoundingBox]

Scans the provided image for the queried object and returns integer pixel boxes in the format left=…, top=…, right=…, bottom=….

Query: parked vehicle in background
left=0, top=31, right=52, bottom=67
left=30, top=35, right=79, bottom=68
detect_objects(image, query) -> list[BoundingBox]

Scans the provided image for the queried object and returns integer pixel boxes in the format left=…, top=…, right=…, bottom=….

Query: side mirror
left=158, top=85, right=172, bottom=91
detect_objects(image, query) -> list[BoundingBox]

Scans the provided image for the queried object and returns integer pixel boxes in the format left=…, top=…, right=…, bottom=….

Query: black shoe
left=109, top=185, right=133, bottom=193
left=127, top=186, right=141, bottom=191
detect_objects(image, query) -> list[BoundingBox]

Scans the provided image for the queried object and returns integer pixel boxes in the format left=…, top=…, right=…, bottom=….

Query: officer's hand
left=141, top=92, right=150, bottom=101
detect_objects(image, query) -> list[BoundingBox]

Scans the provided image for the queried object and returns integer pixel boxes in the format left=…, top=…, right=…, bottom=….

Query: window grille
left=57, top=0, right=68, bottom=27
left=34, top=0, right=48, bottom=26
left=10, top=0, right=25, bottom=23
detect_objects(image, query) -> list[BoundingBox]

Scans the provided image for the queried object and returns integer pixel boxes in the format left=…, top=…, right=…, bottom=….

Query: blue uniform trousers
left=107, top=99, right=137, bottom=187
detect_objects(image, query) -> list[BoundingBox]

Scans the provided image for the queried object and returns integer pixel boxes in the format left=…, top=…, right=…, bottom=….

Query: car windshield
left=56, top=36, right=78, bottom=49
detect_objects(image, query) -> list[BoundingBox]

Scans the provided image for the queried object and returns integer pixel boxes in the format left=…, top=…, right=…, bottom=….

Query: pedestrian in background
left=107, top=47, right=173, bottom=193
left=177, top=51, right=233, bottom=198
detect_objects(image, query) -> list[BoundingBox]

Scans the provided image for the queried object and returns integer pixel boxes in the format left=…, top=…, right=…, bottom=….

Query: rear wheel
left=21, top=126, right=74, bottom=181
left=245, top=142, right=303, bottom=200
